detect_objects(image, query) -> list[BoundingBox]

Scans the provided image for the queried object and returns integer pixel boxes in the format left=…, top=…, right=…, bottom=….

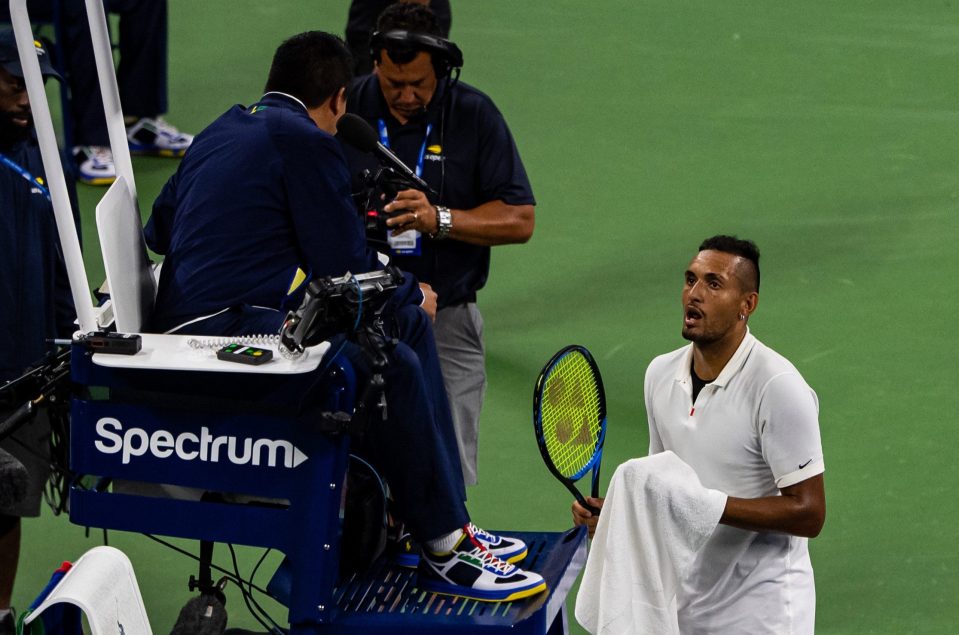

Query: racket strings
left=541, top=353, right=602, bottom=478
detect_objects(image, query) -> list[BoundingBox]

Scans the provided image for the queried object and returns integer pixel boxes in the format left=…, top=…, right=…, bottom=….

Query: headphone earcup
left=432, top=55, right=451, bottom=79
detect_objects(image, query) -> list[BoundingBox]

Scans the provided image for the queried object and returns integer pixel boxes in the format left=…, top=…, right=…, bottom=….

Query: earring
left=738, top=314, right=745, bottom=321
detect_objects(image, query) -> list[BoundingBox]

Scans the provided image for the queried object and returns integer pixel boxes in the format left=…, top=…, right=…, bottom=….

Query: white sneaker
left=418, top=524, right=546, bottom=602
left=126, top=117, right=193, bottom=157
left=73, top=145, right=116, bottom=186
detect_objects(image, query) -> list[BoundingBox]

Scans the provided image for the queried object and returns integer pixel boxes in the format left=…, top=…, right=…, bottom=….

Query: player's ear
left=741, top=291, right=758, bottom=319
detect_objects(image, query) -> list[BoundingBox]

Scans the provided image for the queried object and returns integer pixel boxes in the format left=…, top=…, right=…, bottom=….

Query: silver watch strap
left=431, top=205, right=452, bottom=240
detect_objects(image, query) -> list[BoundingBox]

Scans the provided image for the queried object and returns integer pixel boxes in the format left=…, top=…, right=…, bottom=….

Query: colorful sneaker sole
left=499, top=545, right=528, bottom=564
left=417, top=577, right=547, bottom=603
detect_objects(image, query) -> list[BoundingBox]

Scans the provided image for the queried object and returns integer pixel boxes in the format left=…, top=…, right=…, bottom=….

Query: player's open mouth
left=684, top=307, right=702, bottom=327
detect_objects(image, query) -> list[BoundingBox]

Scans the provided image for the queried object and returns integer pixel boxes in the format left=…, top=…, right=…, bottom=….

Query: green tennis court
left=12, top=1, right=959, bottom=632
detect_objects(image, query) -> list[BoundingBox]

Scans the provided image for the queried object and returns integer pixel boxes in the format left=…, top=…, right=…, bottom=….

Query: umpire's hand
left=572, top=497, right=605, bottom=539
left=418, top=282, right=437, bottom=321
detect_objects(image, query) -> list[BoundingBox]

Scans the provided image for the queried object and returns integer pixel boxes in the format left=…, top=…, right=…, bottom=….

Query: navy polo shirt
left=344, top=75, right=534, bottom=308
left=0, top=138, right=79, bottom=380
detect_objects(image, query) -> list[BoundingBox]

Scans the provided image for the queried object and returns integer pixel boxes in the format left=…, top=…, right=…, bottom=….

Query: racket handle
left=590, top=459, right=602, bottom=500
left=579, top=501, right=600, bottom=516
left=581, top=498, right=601, bottom=516
left=568, top=482, right=601, bottom=515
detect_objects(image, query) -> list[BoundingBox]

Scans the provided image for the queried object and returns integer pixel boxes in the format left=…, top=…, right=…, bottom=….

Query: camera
left=278, top=267, right=405, bottom=358
left=356, top=166, right=417, bottom=238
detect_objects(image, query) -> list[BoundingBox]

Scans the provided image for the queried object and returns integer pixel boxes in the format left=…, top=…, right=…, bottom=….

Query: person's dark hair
left=264, top=32, right=352, bottom=109
left=373, top=3, right=442, bottom=65
left=698, top=235, right=761, bottom=292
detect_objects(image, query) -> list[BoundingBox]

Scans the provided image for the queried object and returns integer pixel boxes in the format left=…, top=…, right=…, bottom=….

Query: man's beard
left=682, top=325, right=721, bottom=345
left=0, top=111, right=33, bottom=146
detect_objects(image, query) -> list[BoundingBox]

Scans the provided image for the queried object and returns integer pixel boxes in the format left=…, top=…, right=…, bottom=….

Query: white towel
left=574, top=451, right=727, bottom=635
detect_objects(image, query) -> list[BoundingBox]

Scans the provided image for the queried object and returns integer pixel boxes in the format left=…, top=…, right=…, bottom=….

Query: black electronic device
left=216, top=343, right=273, bottom=366
left=77, top=331, right=142, bottom=355
left=278, top=267, right=403, bottom=359
left=337, top=114, right=435, bottom=237
left=369, top=29, right=463, bottom=78
left=279, top=267, right=405, bottom=429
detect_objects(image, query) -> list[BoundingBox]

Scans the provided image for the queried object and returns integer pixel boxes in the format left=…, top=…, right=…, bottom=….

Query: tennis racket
left=533, top=345, right=607, bottom=515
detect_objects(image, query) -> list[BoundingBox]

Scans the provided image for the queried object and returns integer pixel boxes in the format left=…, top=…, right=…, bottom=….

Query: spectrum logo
left=94, top=418, right=308, bottom=468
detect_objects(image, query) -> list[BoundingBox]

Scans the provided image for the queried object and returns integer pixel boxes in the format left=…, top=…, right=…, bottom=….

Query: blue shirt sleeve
left=144, top=169, right=178, bottom=255
left=474, top=98, right=535, bottom=206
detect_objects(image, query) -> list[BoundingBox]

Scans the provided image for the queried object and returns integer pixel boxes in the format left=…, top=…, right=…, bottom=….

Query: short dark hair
left=373, top=3, right=442, bottom=65
left=698, top=235, right=761, bottom=292
left=265, top=31, right=352, bottom=109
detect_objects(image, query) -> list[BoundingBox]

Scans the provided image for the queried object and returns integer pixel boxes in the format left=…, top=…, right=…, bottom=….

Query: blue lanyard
left=0, top=152, right=51, bottom=201
left=377, top=119, right=432, bottom=179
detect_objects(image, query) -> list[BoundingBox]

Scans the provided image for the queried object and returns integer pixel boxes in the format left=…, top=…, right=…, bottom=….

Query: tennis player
left=573, top=235, right=825, bottom=633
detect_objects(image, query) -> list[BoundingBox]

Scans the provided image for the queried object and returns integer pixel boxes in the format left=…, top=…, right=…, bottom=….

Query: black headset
left=369, top=30, right=463, bottom=79
left=369, top=30, right=462, bottom=202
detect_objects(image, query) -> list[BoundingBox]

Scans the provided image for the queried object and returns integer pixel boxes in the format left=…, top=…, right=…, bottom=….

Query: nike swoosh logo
left=799, top=459, right=812, bottom=469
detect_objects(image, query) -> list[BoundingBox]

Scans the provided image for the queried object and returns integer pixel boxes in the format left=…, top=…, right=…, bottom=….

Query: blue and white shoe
left=73, top=145, right=116, bottom=186
left=126, top=117, right=193, bottom=157
left=418, top=524, right=546, bottom=602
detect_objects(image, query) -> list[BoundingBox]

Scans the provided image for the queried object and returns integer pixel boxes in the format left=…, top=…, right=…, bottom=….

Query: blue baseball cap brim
left=0, top=30, right=62, bottom=81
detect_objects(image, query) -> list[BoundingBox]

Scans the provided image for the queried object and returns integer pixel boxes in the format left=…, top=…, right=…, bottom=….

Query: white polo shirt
left=644, top=329, right=824, bottom=634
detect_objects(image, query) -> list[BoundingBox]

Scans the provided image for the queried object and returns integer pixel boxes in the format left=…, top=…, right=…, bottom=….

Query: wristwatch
left=430, top=206, right=452, bottom=240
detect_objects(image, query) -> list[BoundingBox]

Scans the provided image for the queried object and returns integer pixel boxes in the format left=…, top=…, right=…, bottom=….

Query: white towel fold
left=575, top=451, right=727, bottom=635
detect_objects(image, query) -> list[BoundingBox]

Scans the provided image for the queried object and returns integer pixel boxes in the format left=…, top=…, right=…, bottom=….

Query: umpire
left=343, top=3, right=535, bottom=486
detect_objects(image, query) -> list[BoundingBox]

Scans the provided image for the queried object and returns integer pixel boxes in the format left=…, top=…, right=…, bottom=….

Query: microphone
left=0, top=447, right=28, bottom=509
left=170, top=592, right=227, bottom=635
left=0, top=401, right=36, bottom=508
left=337, top=113, right=433, bottom=193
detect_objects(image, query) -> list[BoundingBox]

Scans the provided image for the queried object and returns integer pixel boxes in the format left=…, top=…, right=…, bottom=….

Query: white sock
left=425, top=528, right=464, bottom=554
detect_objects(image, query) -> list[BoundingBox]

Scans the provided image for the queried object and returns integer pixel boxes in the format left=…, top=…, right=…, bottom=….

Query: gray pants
left=432, top=302, right=486, bottom=486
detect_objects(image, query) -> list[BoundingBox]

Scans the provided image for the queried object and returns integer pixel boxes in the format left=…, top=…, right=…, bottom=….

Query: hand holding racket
left=533, top=345, right=607, bottom=515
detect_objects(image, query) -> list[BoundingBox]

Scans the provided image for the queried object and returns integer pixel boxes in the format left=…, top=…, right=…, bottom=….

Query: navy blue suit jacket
left=146, top=93, right=418, bottom=333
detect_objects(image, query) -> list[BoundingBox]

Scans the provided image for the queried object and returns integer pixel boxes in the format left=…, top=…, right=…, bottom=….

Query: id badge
left=389, top=229, right=421, bottom=256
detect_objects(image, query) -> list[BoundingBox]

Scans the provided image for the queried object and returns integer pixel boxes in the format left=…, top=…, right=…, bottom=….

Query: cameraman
left=0, top=31, right=79, bottom=634
left=144, top=31, right=545, bottom=603
left=343, top=4, right=535, bottom=487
